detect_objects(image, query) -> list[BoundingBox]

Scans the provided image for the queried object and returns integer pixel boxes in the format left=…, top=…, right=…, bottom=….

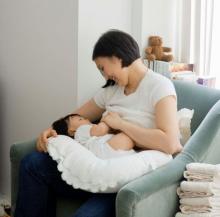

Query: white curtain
left=192, top=0, right=214, bottom=76
left=209, top=0, right=220, bottom=88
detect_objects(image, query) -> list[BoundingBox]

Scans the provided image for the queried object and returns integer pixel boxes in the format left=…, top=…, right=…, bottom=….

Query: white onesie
left=74, top=124, right=136, bottom=159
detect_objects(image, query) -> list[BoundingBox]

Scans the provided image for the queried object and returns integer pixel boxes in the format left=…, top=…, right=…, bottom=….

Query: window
left=190, top=0, right=220, bottom=89
left=209, top=0, right=220, bottom=88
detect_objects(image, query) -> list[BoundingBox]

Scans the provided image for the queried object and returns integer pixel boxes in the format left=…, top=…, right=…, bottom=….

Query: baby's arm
left=90, top=122, right=135, bottom=151
left=107, top=132, right=135, bottom=150
left=90, top=122, right=111, bottom=137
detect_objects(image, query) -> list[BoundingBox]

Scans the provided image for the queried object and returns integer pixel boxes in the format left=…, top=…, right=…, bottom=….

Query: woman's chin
left=116, top=81, right=123, bottom=86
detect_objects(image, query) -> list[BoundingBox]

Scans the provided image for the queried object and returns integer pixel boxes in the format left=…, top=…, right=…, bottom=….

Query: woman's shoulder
left=141, top=69, right=176, bottom=106
left=146, top=69, right=173, bottom=85
left=142, top=70, right=174, bottom=92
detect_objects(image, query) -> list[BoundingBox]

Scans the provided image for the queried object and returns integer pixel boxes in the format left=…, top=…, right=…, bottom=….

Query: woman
left=15, top=30, right=182, bottom=217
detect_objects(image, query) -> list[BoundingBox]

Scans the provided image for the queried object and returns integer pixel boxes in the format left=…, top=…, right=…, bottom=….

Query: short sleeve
left=75, top=125, right=92, bottom=144
left=150, top=77, right=176, bottom=107
left=93, top=88, right=107, bottom=109
left=93, top=86, right=117, bottom=109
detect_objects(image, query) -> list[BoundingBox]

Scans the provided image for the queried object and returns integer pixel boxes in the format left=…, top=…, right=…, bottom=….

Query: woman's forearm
left=118, top=120, right=182, bottom=154
left=74, top=99, right=105, bottom=122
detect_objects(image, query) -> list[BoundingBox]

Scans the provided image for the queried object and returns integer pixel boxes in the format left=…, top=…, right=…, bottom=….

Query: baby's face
left=67, top=115, right=90, bottom=136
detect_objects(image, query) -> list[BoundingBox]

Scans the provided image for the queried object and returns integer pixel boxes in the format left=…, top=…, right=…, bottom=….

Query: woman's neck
left=124, top=59, right=148, bottom=94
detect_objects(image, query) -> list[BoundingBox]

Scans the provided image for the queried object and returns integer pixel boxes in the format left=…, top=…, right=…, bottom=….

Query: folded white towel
left=179, top=204, right=220, bottom=214
left=180, top=181, right=220, bottom=195
left=184, top=171, right=220, bottom=182
left=186, top=163, right=220, bottom=176
left=177, top=182, right=220, bottom=198
left=177, top=187, right=213, bottom=198
left=180, top=197, right=220, bottom=207
left=175, top=212, right=220, bottom=217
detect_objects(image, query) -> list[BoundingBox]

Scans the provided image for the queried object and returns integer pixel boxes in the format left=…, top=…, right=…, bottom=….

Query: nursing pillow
left=48, top=135, right=172, bottom=193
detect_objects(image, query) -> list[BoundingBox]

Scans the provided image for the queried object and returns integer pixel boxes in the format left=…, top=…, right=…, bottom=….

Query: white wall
left=0, top=0, right=180, bottom=199
left=140, top=0, right=180, bottom=60
left=0, top=0, right=77, bottom=197
left=77, top=0, right=132, bottom=106
left=0, top=0, right=134, bottom=198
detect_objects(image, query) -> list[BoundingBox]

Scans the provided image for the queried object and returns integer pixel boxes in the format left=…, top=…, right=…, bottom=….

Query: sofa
left=10, top=80, right=220, bottom=217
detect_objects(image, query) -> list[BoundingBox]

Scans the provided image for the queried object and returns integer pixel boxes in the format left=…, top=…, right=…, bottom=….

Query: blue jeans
left=14, top=151, right=116, bottom=217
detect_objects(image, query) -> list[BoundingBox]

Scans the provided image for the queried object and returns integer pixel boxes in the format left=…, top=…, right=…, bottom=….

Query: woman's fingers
left=36, top=133, right=47, bottom=152
left=36, top=128, right=57, bottom=152
left=36, top=136, right=44, bottom=152
left=51, top=129, right=58, bottom=137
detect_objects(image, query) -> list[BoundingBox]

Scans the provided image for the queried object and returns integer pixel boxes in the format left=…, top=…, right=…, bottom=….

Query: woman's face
left=94, top=56, right=128, bottom=87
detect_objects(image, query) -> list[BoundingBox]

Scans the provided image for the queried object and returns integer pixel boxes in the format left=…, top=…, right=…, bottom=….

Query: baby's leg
left=107, top=133, right=135, bottom=150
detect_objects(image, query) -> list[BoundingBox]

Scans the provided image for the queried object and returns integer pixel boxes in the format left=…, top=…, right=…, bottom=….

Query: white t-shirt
left=93, top=69, right=176, bottom=129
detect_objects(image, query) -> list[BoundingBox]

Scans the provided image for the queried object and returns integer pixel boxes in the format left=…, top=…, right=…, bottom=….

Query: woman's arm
left=36, top=99, right=105, bottom=152
left=74, top=99, right=105, bottom=122
left=120, top=96, right=182, bottom=154
left=102, top=96, right=182, bottom=155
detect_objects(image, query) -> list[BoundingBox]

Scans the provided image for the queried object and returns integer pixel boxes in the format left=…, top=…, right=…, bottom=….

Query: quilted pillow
left=177, top=108, right=194, bottom=145
left=48, top=135, right=172, bottom=193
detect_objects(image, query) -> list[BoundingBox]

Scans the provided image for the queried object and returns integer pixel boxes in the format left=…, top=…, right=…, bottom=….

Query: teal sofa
left=10, top=80, right=220, bottom=217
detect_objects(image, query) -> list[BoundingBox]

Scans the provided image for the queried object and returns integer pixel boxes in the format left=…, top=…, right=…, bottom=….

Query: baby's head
left=52, top=114, right=91, bottom=138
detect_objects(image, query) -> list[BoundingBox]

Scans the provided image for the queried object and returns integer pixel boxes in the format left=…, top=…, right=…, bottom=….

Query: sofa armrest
left=116, top=154, right=191, bottom=217
left=10, top=139, right=37, bottom=215
left=116, top=100, right=220, bottom=217
left=10, top=139, right=37, bottom=162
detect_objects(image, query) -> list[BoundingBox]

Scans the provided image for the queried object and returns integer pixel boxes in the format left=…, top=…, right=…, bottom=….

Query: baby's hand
left=90, top=122, right=110, bottom=136
left=101, top=112, right=123, bottom=130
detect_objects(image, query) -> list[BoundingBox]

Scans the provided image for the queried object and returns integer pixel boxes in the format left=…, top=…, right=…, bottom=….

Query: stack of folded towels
left=175, top=163, right=220, bottom=217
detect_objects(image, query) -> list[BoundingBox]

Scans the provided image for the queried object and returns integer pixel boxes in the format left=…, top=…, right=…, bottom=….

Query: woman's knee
left=20, top=151, right=52, bottom=174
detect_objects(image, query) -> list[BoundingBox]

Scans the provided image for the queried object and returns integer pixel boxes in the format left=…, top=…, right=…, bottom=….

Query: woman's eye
left=99, top=69, right=104, bottom=75
left=99, top=67, right=105, bottom=76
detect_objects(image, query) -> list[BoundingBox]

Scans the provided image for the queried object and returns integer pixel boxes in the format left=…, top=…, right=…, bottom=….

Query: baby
left=52, top=113, right=136, bottom=159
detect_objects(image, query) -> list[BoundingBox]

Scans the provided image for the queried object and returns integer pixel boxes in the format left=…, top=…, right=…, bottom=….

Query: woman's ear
left=111, top=56, right=122, bottom=64
left=117, top=57, right=124, bottom=68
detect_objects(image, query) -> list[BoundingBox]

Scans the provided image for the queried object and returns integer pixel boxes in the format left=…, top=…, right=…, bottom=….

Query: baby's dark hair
left=51, top=113, right=79, bottom=138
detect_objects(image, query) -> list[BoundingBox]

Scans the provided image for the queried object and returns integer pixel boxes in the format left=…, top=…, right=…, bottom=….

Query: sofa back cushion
left=173, top=80, right=220, bottom=134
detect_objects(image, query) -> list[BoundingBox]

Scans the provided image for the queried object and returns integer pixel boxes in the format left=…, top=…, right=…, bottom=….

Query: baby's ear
left=68, top=129, right=75, bottom=137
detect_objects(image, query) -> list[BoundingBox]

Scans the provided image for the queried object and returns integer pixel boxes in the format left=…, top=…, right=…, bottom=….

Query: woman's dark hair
left=102, top=79, right=115, bottom=88
left=52, top=113, right=79, bottom=138
left=92, top=29, right=140, bottom=88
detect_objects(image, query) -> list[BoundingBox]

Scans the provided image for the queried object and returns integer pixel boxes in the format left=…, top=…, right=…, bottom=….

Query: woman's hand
left=101, top=112, right=123, bottom=130
left=36, top=127, right=57, bottom=152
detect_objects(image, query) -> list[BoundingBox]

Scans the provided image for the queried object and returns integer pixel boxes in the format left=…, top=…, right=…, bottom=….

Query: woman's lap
left=15, top=151, right=116, bottom=217
left=72, top=193, right=116, bottom=217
